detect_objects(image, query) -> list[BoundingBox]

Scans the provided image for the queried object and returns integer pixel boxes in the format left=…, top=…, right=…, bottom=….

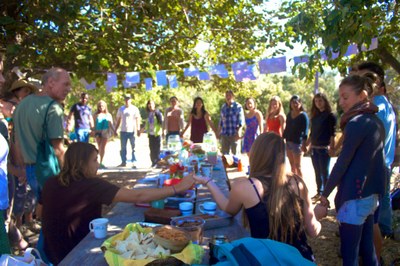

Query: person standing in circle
left=318, top=75, right=386, bottom=266
left=163, top=96, right=184, bottom=141
left=303, top=93, right=336, bottom=203
left=115, top=94, right=141, bottom=168
left=265, top=96, right=286, bottom=136
left=283, top=95, right=309, bottom=177
left=145, top=100, right=163, bottom=168
left=180, top=97, right=216, bottom=143
left=94, top=100, right=115, bottom=169
left=67, top=92, right=94, bottom=143
left=242, top=97, right=263, bottom=156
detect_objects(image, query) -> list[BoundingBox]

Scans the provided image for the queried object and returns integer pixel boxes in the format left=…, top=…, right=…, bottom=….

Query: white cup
left=199, top=201, right=217, bottom=215
left=179, top=202, right=193, bottom=216
left=89, top=218, right=109, bottom=239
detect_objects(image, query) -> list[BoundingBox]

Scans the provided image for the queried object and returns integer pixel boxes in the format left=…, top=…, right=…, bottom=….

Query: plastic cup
left=179, top=202, right=193, bottom=216
left=171, top=217, right=205, bottom=244
left=199, top=201, right=217, bottom=215
left=89, top=218, right=109, bottom=239
left=151, top=199, right=165, bottom=209
left=207, top=151, right=218, bottom=165
left=201, top=163, right=213, bottom=179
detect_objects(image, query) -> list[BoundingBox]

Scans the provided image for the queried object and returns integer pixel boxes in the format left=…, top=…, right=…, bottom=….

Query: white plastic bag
left=0, top=248, right=47, bottom=266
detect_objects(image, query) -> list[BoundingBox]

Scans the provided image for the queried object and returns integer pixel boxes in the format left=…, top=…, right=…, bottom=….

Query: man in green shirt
left=13, top=67, right=71, bottom=195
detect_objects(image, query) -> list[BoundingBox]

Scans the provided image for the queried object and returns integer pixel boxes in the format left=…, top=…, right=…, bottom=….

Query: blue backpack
left=212, top=237, right=316, bottom=266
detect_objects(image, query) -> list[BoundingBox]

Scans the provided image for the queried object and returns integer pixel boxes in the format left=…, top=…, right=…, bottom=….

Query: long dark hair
left=310, top=93, right=332, bottom=118
left=146, top=100, right=162, bottom=124
left=190, top=97, right=206, bottom=116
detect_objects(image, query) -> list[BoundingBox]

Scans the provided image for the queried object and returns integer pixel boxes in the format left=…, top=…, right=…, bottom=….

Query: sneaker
left=131, top=163, right=137, bottom=169
left=118, top=163, right=127, bottom=167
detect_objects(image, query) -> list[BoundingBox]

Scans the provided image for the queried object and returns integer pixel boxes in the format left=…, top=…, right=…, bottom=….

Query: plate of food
left=101, top=223, right=204, bottom=266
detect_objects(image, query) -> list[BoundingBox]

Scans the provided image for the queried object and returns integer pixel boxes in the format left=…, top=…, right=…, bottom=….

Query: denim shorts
left=286, top=141, right=302, bottom=154
left=337, top=194, right=379, bottom=225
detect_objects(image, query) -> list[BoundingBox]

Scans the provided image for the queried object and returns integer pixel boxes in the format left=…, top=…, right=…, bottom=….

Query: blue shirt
left=283, top=112, right=309, bottom=144
left=322, top=113, right=386, bottom=211
left=70, top=103, right=92, bottom=129
left=0, top=134, right=9, bottom=210
left=219, top=101, right=245, bottom=136
left=373, top=95, right=396, bottom=167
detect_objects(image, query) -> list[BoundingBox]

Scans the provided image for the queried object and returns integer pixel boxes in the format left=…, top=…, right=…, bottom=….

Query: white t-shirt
left=116, top=104, right=141, bottom=132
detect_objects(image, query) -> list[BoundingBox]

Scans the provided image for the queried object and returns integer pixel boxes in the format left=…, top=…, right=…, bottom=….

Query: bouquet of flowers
left=169, top=162, right=185, bottom=179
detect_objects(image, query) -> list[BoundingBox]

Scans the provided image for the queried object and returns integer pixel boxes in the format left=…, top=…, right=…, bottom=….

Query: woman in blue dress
left=242, top=98, right=263, bottom=156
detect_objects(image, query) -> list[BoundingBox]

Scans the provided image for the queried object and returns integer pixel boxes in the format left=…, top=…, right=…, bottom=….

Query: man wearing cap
left=115, top=94, right=141, bottom=168
left=66, top=92, right=94, bottom=143
left=217, top=90, right=245, bottom=155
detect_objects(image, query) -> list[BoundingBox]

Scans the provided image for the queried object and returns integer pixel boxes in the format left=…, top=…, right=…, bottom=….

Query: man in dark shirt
left=67, top=92, right=94, bottom=143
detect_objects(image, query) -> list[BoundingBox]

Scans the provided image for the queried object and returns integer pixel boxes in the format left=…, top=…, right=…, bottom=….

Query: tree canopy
left=1, top=0, right=398, bottom=86
left=274, top=0, right=400, bottom=79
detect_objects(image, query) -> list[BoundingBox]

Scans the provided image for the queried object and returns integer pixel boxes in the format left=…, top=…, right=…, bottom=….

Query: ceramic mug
left=179, top=202, right=193, bottom=216
left=199, top=201, right=217, bottom=215
left=89, top=218, right=109, bottom=239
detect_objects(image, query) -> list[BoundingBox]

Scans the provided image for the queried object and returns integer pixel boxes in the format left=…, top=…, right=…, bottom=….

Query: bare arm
left=180, top=114, right=192, bottom=137
left=279, top=114, right=286, bottom=136
left=51, top=139, right=66, bottom=167
left=113, top=173, right=195, bottom=203
left=256, top=110, right=264, bottom=133
left=66, top=110, right=74, bottom=132
left=89, top=114, right=95, bottom=130
left=114, top=116, right=121, bottom=133
left=192, top=175, right=244, bottom=216
left=291, top=177, right=321, bottom=238
left=205, top=112, right=217, bottom=134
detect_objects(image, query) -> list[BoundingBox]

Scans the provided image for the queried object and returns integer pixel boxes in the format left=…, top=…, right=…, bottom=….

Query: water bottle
left=167, top=135, right=182, bottom=152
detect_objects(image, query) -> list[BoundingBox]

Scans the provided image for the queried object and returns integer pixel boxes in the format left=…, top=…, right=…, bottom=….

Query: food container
left=172, top=210, right=233, bottom=230
left=170, top=217, right=205, bottom=244
left=101, top=223, right=204, bottom=266
left=152, top=225, right=190, bottom=252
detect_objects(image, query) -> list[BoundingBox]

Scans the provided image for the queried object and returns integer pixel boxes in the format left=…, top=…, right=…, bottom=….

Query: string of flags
left=79, top=38, right=378, bottom=91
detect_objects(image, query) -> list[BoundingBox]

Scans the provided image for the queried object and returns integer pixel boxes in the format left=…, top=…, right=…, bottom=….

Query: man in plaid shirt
left=217, top=90, right=245, bottom=155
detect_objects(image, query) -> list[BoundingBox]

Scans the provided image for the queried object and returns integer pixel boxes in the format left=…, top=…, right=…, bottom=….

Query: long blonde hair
left=58, top=142, right=98, bottom=186
left=267, top=96, right=284, bottom=118
left=249, top=133, right=303, bottom=243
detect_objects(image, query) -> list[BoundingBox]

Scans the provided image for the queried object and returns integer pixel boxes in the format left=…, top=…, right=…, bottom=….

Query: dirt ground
left=100, top=170, right=400, bottom=266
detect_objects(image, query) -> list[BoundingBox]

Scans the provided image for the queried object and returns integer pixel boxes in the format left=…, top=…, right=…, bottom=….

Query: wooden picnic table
left=59, top=159, right=249, bottom=265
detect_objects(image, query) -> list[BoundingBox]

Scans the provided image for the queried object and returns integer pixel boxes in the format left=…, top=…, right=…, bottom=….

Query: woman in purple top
left=242, top=97, right=263, bottom=156
left=181, top=97, right=216, bottom=143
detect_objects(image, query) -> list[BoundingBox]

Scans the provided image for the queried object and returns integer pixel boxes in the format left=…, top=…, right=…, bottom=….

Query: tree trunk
left=376, top=47, right=400, bottom=74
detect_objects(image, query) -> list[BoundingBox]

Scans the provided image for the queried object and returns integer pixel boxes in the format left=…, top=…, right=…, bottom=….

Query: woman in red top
left=265, top=96, right=286, bottom=136
left=181, top=97, right=216, bottom=143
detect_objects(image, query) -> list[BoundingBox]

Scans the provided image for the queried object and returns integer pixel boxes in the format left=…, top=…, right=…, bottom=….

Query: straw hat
left=10, top=79, right=37, bottom=93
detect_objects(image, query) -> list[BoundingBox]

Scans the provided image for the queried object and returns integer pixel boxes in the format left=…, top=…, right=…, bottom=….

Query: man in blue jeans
left=115, top=94, right=141, bottom=168
left=67, top=92, right=94, bottom=142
